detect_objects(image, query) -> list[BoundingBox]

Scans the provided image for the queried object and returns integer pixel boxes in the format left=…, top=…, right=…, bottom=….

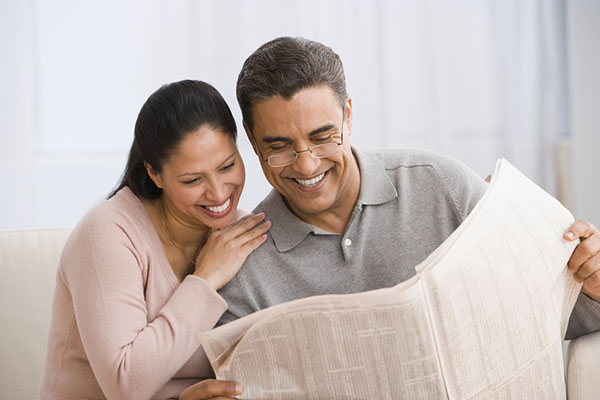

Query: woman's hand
left=179, top=379, right=242, bottom=399
left=194, top=213, right=271, bottom=290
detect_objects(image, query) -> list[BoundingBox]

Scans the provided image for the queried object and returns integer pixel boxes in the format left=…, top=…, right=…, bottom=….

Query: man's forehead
left=251, top=95, right=341, bottom=137
left=253, top=87, right=339, bottom=114
left=258, top=123, right=338, bottom=144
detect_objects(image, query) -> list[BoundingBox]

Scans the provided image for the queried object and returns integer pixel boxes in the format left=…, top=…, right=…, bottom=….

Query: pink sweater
left=41, top=187, right=227, bottom=399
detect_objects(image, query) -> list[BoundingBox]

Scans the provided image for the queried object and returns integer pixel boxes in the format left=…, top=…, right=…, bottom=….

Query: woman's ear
left=144, top=161, right=162, bottom=189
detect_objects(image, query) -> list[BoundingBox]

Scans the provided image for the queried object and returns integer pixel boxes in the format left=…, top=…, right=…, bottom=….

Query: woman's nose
left=205, top=178, right=227, bottom=202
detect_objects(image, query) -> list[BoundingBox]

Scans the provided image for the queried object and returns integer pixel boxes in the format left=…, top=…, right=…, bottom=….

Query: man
left=219, top=36, right=600, bottom=338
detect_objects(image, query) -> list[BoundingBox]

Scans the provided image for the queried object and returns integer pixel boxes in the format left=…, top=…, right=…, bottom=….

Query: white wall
left=568, top=0, right=600, bottom=227
left=1, top=1, right=37, bottom=229
left=1, top=1, right=275, bottom=230
left=0, top=0, right=575, bottom=230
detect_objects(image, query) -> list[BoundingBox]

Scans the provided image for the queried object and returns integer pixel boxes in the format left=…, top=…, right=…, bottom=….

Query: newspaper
left=200, top=159, right=581, bottom=399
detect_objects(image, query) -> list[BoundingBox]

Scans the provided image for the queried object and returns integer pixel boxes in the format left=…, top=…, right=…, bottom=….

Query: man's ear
left=244, top=122, right=259, bottom=156
left=344, top=96, right=353, bottom=137
left=143, top=161, right=162, bottom=189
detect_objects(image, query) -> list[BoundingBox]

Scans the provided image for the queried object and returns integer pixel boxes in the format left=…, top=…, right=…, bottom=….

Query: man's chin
left=286, top=199, right=331, bottom=218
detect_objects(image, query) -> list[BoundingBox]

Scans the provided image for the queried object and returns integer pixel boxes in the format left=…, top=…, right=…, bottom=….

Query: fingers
left=567, top=223, right=600, bottom=271
left=573, top=252, right=600, bottom=283
left=564, top=219, right=597, bottom=241
left=582, top=270, right=600, bottom=295
left=193, top=212, right=271, bottom=290
left=241, top=231, right=269, bottom=254
left=214, top=213, right=271, bottom=246
left=218, top=212, right=267, bottom=237
left=566, top=220, right=600, bottom=303
left=237, top=219, right=271, bottom=246
left=179, top=379, right=241, bottom=400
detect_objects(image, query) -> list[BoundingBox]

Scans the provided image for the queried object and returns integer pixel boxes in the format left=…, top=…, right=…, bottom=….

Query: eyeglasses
left=254, top=110, right=345, bottom=168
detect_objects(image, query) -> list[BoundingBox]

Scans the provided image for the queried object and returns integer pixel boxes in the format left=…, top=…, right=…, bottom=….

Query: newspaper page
left=203, top=278, right=447, bottom=399
left=200, top=159, right=581, bottom=399
left=415, top=159, right=580, bottom=399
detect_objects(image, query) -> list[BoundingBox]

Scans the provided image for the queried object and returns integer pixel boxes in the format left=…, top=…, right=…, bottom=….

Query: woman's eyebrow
left=176, top=153, right=237, bottom=177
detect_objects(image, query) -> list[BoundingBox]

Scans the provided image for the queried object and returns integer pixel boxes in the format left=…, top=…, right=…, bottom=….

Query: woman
left=41, top=80, right=270, bottom=399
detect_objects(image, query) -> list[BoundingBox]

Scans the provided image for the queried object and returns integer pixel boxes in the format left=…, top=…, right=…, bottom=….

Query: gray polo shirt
left=218, top=148, right=600, bottom=338
left=219, top=148, right=486, bottom=323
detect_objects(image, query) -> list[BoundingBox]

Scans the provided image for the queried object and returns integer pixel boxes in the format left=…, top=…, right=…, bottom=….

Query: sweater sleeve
left=566, top=292, right=600, bottom=339
left=60, top=209, right=227, bottom=400
left=431, top=152, right=488, bottom=221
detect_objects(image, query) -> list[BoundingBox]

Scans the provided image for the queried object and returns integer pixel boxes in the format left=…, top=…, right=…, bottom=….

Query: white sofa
left=1, top=228, right=599, bottom=399
left=1, top=228, right=71, bottom=399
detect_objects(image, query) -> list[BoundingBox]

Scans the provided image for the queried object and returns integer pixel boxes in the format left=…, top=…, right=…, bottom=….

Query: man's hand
left=179, top=379, right=242, bottom=400
left=565, top=220, right=600, bottom=302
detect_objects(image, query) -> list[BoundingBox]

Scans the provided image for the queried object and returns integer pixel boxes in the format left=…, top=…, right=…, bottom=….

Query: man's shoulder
left=359, top=147, right=487, bottom=219
left=365, top=147, right=465, bottom=172
left=250, top=188, right=280, bottom=215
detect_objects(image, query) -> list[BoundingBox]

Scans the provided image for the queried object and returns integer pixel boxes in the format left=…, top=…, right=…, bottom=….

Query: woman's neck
left=143, top=197, right=209, bottom=280
left=159, top=200, right=209, bottom=249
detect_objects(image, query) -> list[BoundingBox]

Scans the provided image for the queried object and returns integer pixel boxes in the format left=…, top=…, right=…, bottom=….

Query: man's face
left=247, top=86, right=360, bottom=227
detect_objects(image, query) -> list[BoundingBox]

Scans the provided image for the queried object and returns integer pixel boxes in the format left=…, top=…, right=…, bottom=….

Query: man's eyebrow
left=261, top=124, right=337, bottom=144
left=263, top=136, right=292, bottom=144
left=308, top=124, right=336, bottom=137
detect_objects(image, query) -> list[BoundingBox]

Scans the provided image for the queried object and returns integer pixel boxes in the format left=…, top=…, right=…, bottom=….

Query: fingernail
left=235, top=383, right=242, bottom=393
left=565, top=231, right=574, bottom=240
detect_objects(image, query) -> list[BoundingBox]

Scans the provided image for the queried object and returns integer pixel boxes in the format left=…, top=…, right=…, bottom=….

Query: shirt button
left=344, top=238, right=352, bottom=246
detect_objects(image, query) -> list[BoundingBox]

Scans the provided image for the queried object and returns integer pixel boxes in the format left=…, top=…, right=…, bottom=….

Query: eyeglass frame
left=250, top=109, right=346, bottom=168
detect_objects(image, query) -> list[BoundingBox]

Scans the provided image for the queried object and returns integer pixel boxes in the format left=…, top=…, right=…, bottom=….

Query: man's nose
left=291, top=149, right=320, bottom=175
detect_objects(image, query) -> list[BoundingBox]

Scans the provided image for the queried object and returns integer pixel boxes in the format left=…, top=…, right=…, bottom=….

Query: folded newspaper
left=200, top=159, right=581, bottom=399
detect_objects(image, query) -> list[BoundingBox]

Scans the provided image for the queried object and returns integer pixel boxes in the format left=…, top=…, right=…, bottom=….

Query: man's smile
left=293, top=171, right=327, bottom=187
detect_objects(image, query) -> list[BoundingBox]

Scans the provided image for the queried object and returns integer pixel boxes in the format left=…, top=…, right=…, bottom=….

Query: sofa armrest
left=567, top=331, right=600, bottom=399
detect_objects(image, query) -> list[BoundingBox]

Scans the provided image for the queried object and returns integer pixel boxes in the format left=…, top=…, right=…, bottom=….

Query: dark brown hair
left=109, top=80, right=237, bottom=199
left=236, top=36, right=347, bottom=132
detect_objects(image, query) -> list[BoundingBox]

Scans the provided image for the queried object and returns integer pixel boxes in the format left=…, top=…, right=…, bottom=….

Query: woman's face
left=155, top=126, right=245, bottom=230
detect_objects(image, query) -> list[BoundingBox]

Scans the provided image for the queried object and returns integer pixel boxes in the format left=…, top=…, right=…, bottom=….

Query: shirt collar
left=258, top=189, right=313, bottom=253
left=262, top=147, right=398, bottom=252
left=353, top=148, right=398, bottom=206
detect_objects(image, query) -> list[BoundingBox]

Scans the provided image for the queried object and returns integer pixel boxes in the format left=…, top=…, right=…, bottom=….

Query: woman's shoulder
left=78, top=188, right=142, bottom=228
left=66, top=187, right=152, bottom=251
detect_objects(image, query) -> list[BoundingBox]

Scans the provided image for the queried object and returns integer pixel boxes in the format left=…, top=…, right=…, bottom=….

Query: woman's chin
left=203, top=209, right=238, bottom=230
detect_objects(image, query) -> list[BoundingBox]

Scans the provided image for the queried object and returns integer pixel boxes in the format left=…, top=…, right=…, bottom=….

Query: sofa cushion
left=0, top=229, right=71, bottom=399
left=568, top=330, right=600, bottom=399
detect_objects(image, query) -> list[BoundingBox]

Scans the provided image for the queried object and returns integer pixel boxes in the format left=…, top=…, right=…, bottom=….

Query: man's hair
left=236, top=36, right=347, bottom=132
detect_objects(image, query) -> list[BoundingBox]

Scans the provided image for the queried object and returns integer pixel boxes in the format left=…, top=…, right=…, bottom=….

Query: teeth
left=294, top=172, right=325, bottom=187
left=204, top=198, right=231, bottom=213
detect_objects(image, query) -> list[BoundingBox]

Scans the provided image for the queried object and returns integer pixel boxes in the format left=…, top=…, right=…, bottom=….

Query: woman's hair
left=236, top=36, right=347, bottom=133
left=109, top=80, right=237, bottom=199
